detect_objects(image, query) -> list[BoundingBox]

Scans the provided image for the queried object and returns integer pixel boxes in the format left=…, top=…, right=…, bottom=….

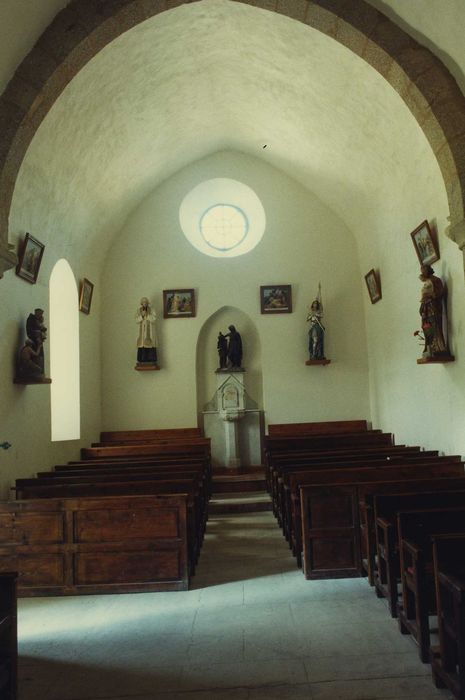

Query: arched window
left=49, top=259, right=80, bottom=441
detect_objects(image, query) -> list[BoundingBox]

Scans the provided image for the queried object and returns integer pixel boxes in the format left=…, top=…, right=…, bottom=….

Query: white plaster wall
left=0, top=230, right=102, bottom=498
left=357, top=152, right=465, bottom=457
left=101, top=151, right=370, bottom=430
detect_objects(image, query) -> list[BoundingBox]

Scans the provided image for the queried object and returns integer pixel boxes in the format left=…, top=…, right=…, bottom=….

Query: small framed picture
left=79, top=278, right=94, bottom=314
left=260, top=285, right=292, bottom=314
left=365, top=269, right=382, bottom=304
left=163, top=289, right=196, bottom=318
left=410, top=220, right=439, bottom=266
left=16, top=233, right=45, bottom=284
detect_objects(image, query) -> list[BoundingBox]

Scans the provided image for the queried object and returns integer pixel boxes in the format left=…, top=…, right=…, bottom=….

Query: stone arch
left=195, top=305, right=263, bottom=417
left=1, top=0, right=465, bottom=277
left=196, top=304, right=263, bottom=468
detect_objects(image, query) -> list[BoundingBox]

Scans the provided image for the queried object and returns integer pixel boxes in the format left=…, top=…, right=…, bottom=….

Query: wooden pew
left=269, top=446, right=432, bottom=518
left=81, top=437, right=211, bottom=460
left=265, top=431, right=393, bottom=459
left=100, top=427, right=202, bottom=442
left=358, top=477, right=465, bottom=587
left=0, top=572, right=17, bottom=700
left=0, top=495, right=190, bottom=596
left=374, top=490, right=465, bottom=615
left=288, top=459, right=464, bottom=565
left=298, top=463, right=465, bottom=579
left=15, top=475, right=207, bottom=575
left=267, top=420, right=369, bottom=436
left=431, top=534, right=465, bottom=700
left=275, top=451, right=454, bottom=537
left=397, top=508, right=465, bottom=662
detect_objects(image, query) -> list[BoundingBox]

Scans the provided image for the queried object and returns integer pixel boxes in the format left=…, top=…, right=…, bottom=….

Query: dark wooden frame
left=364, top=269, right=382, bottom=304
left=79, top=278, right=94, bottom=314
left=410, top=220, right=439, bottom=265
left=163, top=289, right=196, bottom=318
left=15, top=233, right=45, bottom=284
left=260, top=285, right=292, bottom=314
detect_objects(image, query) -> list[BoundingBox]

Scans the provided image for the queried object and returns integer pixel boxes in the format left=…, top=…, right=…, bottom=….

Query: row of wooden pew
left=265, top=419, right=465, bottom=700
left=0, top=427, right=211, bottom=597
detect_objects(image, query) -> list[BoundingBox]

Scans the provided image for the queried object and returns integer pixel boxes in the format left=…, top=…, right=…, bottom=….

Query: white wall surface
left=101, top=150, right=371, bottom=430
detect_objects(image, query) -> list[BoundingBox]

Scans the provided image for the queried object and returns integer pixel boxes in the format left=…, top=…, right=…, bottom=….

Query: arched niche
left=195, top=305, right=263, bottom=417
left=1, top=0, right=465, bottom=280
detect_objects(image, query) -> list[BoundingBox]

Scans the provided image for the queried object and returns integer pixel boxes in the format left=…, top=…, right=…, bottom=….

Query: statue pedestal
left=203, top=371, right=263, bottom=470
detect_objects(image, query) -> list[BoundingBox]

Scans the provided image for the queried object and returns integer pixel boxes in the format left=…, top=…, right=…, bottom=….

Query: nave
left=18, top=510, right=453, bottom=700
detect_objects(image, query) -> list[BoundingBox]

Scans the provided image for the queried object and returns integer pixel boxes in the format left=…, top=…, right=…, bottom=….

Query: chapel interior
left=1, top=1, right=465, bottom=699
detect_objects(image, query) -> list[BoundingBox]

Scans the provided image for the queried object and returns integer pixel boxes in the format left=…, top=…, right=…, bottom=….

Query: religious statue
left=307, top=284, right=325, bottom=360
left=26, top=308, right=47, bottom=374
left=217, top=332, right=228, bottom=369
left=217, top=325, right=243, bottom=370
left=17, top=339, right=44, bottom=379
left=15, top=308, right=48, bottom=381
left=418, top=264, right=449, bottom=359
left=135, top=297, right=159, bottom=368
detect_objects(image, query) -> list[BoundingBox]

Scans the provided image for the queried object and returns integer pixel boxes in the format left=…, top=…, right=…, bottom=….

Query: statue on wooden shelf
left=17, top=339, right=44, bottom=379
left=225, top=325, right=243, bottom=369
left=217, top=332, right=228, bottom=369
left=135, top=297, right=159, bottom=368
left=307, top=284, right=325, bottom=361
left=26, top=308, right=47, bottom=374
left=418, top=264, right=449, bottom=360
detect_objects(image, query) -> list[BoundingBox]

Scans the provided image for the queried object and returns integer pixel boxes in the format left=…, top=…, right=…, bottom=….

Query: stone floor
left=18, top=511, right=454, bottom=700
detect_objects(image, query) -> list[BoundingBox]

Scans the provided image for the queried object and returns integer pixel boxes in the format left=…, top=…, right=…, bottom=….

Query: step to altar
left=212, top=468, right=266, bottom=494
left=208, top=491, right=272, bottom=514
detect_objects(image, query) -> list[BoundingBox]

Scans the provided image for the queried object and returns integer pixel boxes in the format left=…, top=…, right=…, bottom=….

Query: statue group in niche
left=307, top=285, right=325, bottom=361
left=217, top=325, right=243, bottom=370
left=417, top=264, right=450, bottom=359
left=135, top=297, right=159, bottom=367
left=17, top=308, right=47, bottom=380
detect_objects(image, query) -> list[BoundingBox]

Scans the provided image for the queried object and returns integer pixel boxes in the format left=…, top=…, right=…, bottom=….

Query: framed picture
left=163, top=289, right=196, bottom=318
left=79, top=278, right=94, bottom=314
left=16, top=233, right=45, bottom=284
left=410, top=220, right=439, bottom=266
left=260, top=285, right=292, bottom=314
left=365, top=269, right=382, bottom=304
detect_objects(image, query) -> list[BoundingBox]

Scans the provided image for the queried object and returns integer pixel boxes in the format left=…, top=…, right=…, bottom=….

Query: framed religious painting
left=410, top=220, right=439, bottom=266
left=79, top=278, right=94, bottom=314
left=260, top=285, right=292, bottom=314
left=163, top=289, right=196, bottom=318
left=364, top=269, right=382, bottom=304
left=16, top=233, right=45, bottom=284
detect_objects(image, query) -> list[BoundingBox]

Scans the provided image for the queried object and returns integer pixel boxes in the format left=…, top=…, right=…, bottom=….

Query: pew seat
left=397, top=508, right=465, bottom=662
left=431, top=534, right=465, bottom=700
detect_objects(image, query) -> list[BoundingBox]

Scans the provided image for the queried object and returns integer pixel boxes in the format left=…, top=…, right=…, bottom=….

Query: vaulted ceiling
left=2, top=0, right=465, bottom=267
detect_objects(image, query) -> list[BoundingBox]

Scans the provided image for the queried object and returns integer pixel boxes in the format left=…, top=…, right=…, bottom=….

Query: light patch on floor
left=18, top=512, right=454, bottom=700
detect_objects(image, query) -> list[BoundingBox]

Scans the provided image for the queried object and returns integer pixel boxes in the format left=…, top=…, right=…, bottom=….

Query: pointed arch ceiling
left=1, top=0, right=465, bottom=273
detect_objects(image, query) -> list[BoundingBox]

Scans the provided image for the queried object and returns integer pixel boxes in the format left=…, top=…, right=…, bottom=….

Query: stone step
left=209, top=491, right=272, bottom=515
left=212, top=471, right=266, bottom=494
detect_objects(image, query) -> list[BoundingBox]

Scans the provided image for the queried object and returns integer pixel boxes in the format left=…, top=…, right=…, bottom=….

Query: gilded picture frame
left=410, top=220, right=439, bottom=266
left=163, top=289, right=196, bottom=318
left=260, top=285, right=292, bottom=314
left=365, top=269, right=382, bottom=304
left=16, top=233, right=45, bottom=284
left=79, top=278, right=94, bottom=314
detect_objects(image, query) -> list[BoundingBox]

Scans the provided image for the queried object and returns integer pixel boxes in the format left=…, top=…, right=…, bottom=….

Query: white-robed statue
left=307, top=284, right=325, bottom=360
left=136, top=297, right=158, bottom=366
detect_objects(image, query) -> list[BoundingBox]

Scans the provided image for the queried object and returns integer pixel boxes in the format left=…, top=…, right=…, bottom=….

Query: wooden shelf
left=417, top=356, right=455, bottom=364
left=134, top=364, right=160, bottom=372
left=305, top=359, right=331, bottom=366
